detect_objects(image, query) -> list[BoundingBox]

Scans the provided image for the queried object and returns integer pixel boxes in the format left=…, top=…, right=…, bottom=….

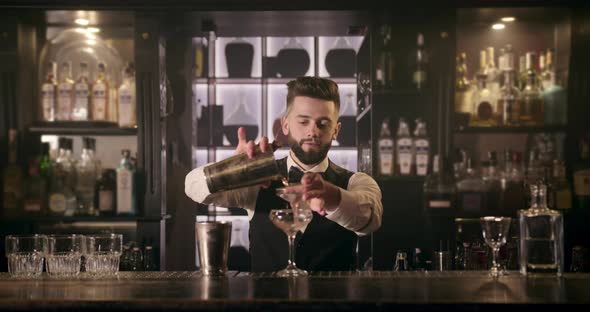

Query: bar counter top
left=0, top=271, right=589, bottom=311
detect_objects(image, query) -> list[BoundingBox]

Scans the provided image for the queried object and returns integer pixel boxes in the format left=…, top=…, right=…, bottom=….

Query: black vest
left=249, top=157, right=356, bottom=272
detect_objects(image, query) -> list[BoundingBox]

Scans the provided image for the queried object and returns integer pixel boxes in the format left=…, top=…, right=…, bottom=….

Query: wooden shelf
left=29, top=121, right=137, bottom=136
left=454, top=125, right=567, bottom=134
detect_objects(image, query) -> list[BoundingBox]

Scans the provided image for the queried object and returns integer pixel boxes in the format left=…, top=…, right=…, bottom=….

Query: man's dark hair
left=286, top=77, right=340, bottom=113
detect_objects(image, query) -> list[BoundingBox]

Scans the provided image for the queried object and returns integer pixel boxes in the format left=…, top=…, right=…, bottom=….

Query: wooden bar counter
left=0, top=271, right=589, bottom=311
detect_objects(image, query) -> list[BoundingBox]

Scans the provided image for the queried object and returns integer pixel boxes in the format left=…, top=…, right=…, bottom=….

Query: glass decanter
left=518, top=183, right=564, bottom=276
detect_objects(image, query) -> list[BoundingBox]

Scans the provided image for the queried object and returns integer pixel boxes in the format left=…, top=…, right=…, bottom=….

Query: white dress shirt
left=184, top=151, right=383, bottom=236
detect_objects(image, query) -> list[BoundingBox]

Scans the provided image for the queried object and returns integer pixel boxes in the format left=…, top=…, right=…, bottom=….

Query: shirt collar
left=287, top=150, right=329, bottom=173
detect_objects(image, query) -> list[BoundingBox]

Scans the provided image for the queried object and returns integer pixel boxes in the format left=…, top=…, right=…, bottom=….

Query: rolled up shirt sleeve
left=184, top=165, right=260, bottom=219
left=325, top=172, right=383, bottom=236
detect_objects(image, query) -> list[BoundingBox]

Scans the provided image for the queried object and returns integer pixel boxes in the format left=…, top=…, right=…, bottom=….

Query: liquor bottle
left=455, top=53, right=472, bottom=129
left=518, top=55, right=527, bottom=91
left=75, top=137, right=98, bottom=216
left=23, top=159, right=47, bottom=215
left=396, top=118, right=413, bottom=175
left=519, top=182, right=564, bottom=275
left=552, top=159, right=572, bottom=211
left=498, top=68, right=521, bottom=126
left=118, top=62, right=137, bottom=128
left=3, top=129, right=23, bottom=215
left=117, top=149, right=136, bottom=215
left=375, top=24, right=394, bottom=89
left=130, top=247, right=144, bottom=271
left=413, top=118, right=430, bottom=176
left=39, top=142, right=53, bottom=190
left=541, top=49, right=567, bottom=125
left=573, top=135, right=590, bottom=210
left=92, top=62, right=109, bottom=121
left=120, top=244, right=132, bottom=271
left=96, top=169, right=116, bottom=216
left=483, top=151, right=502, bottom=215
left=501, top=151, right=526, bottom=217
left=56, top=62, right=74, bottom=121
left=423, top=155, right=456, bottom=214
left=143, top=246, right=157, bottom=271
left=485, top=47, right=501, bottom=98
left=377, top=118, right=394, bottom=176
left=519, top=53, right=544, bottom=125
left=73, top=62, right=90, bottom=121
left=393, top=250, right=408, bottom=271
left=412, top=33, right=428, bottom=90
left=48, top=138, right=76, bottom=216
left=456, top=156, right=487, bottom=216
left=471, top=73, right=496, bottom=126
left=40, top=62, right=57, bottom=122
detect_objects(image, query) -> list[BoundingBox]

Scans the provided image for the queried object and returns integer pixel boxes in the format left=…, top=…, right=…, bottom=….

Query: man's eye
left=299, top=120, right=308, bottom=125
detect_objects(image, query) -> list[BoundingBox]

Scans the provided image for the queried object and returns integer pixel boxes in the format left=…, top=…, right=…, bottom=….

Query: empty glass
left=85, top=234, right=123, bottom=276
left=480, top=216, right=512, bottom=277
left=270, top=187, right=313, bottom=277
left=5, top=235, right=48, bottom=276
left=46, top=234, right=85, bottom=276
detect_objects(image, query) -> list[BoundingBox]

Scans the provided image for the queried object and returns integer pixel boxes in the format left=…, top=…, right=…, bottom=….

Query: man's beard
left=288, top=134, right=331, bottom=165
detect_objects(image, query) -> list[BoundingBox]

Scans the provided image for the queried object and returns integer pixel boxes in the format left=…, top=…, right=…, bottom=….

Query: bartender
left=185, top=77, right=383, bottom=272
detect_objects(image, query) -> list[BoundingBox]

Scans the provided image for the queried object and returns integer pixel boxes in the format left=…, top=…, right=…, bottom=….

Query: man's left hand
left=284, top=173, right=341, bottom=216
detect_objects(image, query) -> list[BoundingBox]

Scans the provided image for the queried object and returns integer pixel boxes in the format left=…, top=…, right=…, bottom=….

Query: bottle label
left=49, top=193, right=66, bottom=213
left=118, top=88, right=135, bottom=127
left=117, top=169, right=134, bottom=214
left=57, top=83, right=73, bottom=120
left=429, top=200, right=451, bottom=208
left=397, top=138, right=413, bottom=175
left=93, top=84, right=107, bottom=120
left=415, top=139, right=429, bottom=176
left=74, top=83, right=89, bottom=119
left=41, top=84, right=55, bottom=121
left=378, top=139, right=394, bottom=175
left=574, top=170, right=590, bottom=196
left=99, top=190, right=114, bottom=212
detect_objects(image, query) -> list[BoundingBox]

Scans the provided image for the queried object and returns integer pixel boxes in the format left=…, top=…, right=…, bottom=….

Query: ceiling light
left=85, top=33, right=96, bottom=40
left=86, top=40, right=96, bottom=46
left=75, top=18, right=89, bottom=26
left=86, top=27, right=100, bottom=33
left=501, top=17, right=516, bottom=22
left=75, top=28, right=86, bottom=34
left=492, top=23, right=506, bottom=30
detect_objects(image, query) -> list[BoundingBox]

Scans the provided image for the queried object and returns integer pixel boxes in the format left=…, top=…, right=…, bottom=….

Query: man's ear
left=333, top=120, right=341, bottom=141
left=281, top=116, right=289, bottom=135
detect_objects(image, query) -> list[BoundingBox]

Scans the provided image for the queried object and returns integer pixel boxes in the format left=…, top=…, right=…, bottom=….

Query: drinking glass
left=480, top=216, right=512, bottom=277
left=5, top=235, right=48, bottom=276
left=271, top=187, right=313, bottom=277
left=46, top=234, right=85, bottom=277
left=85, top=234, right=123, bottom=276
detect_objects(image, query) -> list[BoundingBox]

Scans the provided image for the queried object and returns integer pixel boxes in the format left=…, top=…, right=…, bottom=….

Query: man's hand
left=284, top=172, right=341, bottom=216
left=235, top=127, right=270, bottom=158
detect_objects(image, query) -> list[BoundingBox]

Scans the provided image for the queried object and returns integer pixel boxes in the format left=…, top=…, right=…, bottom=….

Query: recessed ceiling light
left=86, top=27, right=100, bottom=33
left=75, top=18, right=89, bottom=26
left=492, top=23, right=506, bottom=30
left=501, top=17, right=516, bottom=22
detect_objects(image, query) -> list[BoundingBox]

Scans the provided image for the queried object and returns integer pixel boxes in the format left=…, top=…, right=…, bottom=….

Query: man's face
left=281, top=96, right=341, bottom=165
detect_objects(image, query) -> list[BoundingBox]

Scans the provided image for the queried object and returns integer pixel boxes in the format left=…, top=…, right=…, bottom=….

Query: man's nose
left=307, top=123, right=320, bottom=137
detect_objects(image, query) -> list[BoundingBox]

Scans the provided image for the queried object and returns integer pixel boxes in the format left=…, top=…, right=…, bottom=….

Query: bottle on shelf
left=483, top=151, right=502, bottom=215
left=118, top=62, right=137, bottom=128
left=143, top=245, right=157, bottom=271
left=393, top=250, right=408, bottom=271
left=3, top=129, right=23, bottom=215
left=413, top=118, right=430, bottom=176
left=470, top=50, right=497, bottom=126
left=76, top=137, right=98, bottom=216
left=92, top=62, right=109, bottom=121
left=396, top=118, right=413, bottom=175
left=456, top=156, right=487, bottom=217
left=223, top=92, right=259, bottom=146
left=498, top=67, right=521, bottom=126
left=39, top=142, right=53, bottom=190
left=95, top=169, right=116, bottom=216
left=500, top=150, right=526, bottom=216
left=56, top=61, right=74, bottom=121
left=423, top=155, right=456, bottom=214
left=519, top=52, right=545, bottom=126
left=130, top=246, right=144, bottom=271
left=519, top=182, right=564, bottom=275
left=377, top=118, right=394, bottom=177
left=375, top=24, right=394, bottom=89
left=23, top=159, right=47, bottom=215
left=49, top=138, right=77, bottom=216
left=518, top=55, right=527, bottom=91
left=40, top=62, right=57, bottom=122
left=117, top=149, right=136, bottom=215
left=485, top=47, right=501, bottom=97
left=551, top=159, right=572, bottom=212
left=73, top=62, right=90, bottom=121
left=455, top=52, right=472, bottom=129
left=412, top=33, right=428, bottom=90
left=541, top=49, right=567, bottom=125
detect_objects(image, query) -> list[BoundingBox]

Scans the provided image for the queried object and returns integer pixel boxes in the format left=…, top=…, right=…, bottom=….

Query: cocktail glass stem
left=491, top=247, right=500, bottom=277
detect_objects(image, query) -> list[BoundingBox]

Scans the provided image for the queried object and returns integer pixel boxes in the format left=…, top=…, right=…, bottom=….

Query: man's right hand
left=235, top=126, right=270, bottom=159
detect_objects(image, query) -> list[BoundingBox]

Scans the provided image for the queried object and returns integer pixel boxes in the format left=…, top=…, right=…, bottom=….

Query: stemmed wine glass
left=269, top=187, right=313, bottom=277
left=480, top=216, right=512, bottom=278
